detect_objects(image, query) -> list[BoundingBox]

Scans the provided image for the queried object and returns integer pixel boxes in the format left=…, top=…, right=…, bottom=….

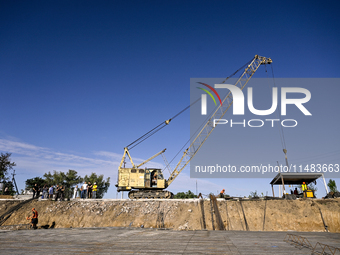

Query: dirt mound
left=0, top=195, right=14, bottom=199
left=1, top=198, right=339, bottom=232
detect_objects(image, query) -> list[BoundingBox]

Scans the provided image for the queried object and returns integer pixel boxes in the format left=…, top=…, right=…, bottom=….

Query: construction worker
left=302, top=182, right=308, bottom=197
left=92, top=182, right=98, bottom=199
left=27, top=208, right=38, bottom=229
left=219, top=189, right=225, bottom=198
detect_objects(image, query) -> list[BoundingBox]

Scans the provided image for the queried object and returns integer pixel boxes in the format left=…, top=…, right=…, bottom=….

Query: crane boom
left=116, top=54, right=272, bottom=199
left=166, top=55, right=272, bottom=186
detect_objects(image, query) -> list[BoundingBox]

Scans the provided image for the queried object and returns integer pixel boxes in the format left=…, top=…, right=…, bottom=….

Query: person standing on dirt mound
left=60, top=185, right=65, bottom=201
left=87, top=182, right=92, bottom=199
left=49, top=185, right=54, bottom=199
left=82, top=182, right=88, bottom=199
left=55, top=185, right=60, bottom=201
left=73, top=185, right=78, bottom=199
left=92, top=182, right=97, bottom=199
left=27, top=208, right=38, bottom=229
left=32, top=184, right=38, bottom=198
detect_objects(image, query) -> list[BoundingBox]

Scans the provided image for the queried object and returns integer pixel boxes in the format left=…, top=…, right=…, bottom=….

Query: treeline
left=173, top=190, right=197, bottom=199
left=26, top=170, right=110, bottom=199
left=0, top=153, right=17, bottom=195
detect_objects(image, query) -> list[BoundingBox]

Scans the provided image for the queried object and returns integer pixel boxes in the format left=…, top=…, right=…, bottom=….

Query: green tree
left=26, top=170, right=83, bottom=199
left=25, top=170, right=109, bottom=199
left=0, top=153, right=17, bottom=195
left=25, top=176, right=45, bottom=191
left=52, top=170, right=66, bottom=185
left=83, top=172, right=110, bottom=199
left=328, top=179, right=338, bottom=193
left=45, top=170, right=82, bottom=198
left=0, top=152, right=16, bottom=183
left=173, top=191, right=186, bottom=199
left=1, top=180, right=15, bottom=195
left=64, top=170, right=83, bottom=198
left=174, top=190, right=197, bottom=199
left=249, top=190, right=260, bottom=198
left=43, top=171, right=55, bottom=187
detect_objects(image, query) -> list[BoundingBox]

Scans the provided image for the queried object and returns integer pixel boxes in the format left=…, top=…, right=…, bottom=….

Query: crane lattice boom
left=167, top=55, right=272, bottom=185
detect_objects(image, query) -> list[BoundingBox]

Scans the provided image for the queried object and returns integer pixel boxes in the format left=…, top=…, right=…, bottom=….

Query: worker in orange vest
left=219, top=189, right=225, bottom=198
left=27, top=208, right=38, bottom=229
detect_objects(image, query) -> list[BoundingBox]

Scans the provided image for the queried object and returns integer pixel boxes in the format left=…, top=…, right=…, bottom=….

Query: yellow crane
left=115, top=55, right=272, bottom=199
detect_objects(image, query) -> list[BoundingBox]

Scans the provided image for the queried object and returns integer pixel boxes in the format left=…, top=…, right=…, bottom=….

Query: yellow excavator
left=115, top=55, right=272, bottom=199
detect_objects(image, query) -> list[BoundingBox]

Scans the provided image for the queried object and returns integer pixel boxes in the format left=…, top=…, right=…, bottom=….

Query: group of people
left=53, top=185, right=66, bottom=201
left=32, top=183, right=66, bottom=200
left=73, top=181, right=98, bottom=199
left=31, top=182, right=98, bottom=200
left=290, top=182, right=309, bottom=196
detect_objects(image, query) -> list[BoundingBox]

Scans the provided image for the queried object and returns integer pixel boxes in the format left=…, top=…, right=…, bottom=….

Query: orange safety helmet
left=32, top=208, right=35, bottom=211
left=302, top=182, right=305, bottom=184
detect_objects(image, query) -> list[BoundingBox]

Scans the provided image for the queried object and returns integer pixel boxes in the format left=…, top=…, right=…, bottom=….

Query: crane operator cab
left=146, top=169, right=165, bottom=188
left=150, top=169, right=164, bottom=187
left=116, top=167, right=166, bottom=192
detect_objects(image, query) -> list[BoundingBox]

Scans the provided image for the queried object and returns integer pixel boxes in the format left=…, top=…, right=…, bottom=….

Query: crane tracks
left=128, top=190, right=174, bottom=199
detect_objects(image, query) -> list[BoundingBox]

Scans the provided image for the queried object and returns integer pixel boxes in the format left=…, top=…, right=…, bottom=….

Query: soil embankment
left=1, top=198, right=340, bottom=232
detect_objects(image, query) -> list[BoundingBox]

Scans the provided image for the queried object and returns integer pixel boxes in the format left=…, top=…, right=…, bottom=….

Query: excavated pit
left=1, top=198, right=340, bottom=232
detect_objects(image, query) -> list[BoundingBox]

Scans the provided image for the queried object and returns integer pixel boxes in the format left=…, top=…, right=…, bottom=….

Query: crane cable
left=220, top=57, right=253, bottom=84
left=271, top=64, right=288, bottom=151
left=127, top=98, right=201, bottom=150
left=265, top=64, right=289, bottom=167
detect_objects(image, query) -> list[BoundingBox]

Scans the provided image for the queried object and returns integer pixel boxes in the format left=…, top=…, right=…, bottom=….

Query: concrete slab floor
left=0, top=227, right=339, bottom=254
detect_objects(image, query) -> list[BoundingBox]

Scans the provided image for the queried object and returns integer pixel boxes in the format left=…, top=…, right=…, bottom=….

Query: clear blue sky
left=0, top=0, right=339, bottom=198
